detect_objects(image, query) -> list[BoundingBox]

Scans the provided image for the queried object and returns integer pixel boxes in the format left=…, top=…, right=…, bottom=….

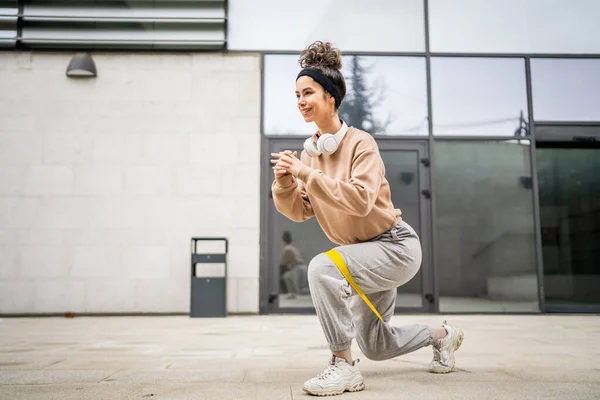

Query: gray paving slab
left=499, top=367, right=600, bottom=383
left=0, top=383, right=139, bottom=400
left=104, top=368, right=246, bottom=384
left=289, top=381, right=600, bottom=400
left=0, top=315, right=598, bottom=399
left=0, top=357, right=64, bottom=370
left=0, top=370, right=117, bottom=385
left=45, top=357, right=172, bottom=371
left=122, top=383, right=292, bottom=400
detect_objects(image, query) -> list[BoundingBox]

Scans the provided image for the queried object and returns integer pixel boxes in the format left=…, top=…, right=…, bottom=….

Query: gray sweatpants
left=307, top=220, right=435, bottom=360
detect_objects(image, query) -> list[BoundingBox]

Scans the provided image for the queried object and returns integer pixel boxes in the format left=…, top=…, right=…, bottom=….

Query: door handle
left=421, top=189, right=431, bottom=199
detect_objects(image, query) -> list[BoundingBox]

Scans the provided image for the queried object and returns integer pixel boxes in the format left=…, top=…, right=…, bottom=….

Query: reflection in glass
left=531, top=59, right=600, bottom=122
left=434, top=141, right=539, bottom=312
left=275, top=218, right=333, bottom=309
left=429, top=0, right=600, bottom=54
left=431, top=57, right=529, bottom=137
left=264, top=55, right=428, bottom=136
left=229, top=0, right=425, bottom=52
left=381, top=150, right=423, bottom=308
left=537, top=146, right=600, bottom=311
left=270, top=147, right=333, bottom=308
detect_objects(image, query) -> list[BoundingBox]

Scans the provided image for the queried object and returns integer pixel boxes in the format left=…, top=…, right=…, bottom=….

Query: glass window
left=431, top=57, right=529, bottom=137
left=429, top=0, right=600, bottom=54
left=434, top=140, right=539, bottom=312
left=228, top=0, right=425, bottom=52
left=531, top=59, right=600, bottom=122
left=536, top=143, right=600, bottom=312
left=264, top=55, right=428, bottom=136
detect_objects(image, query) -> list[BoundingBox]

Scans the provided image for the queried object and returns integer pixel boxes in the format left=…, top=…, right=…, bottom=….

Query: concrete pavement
left=0, top=314, right=599, bottom=399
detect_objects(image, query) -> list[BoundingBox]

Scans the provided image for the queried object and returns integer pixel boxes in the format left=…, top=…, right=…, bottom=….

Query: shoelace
left=317, top=363, right=341, bottom=380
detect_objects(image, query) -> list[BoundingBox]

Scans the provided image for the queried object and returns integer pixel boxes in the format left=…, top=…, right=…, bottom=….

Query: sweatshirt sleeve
left=271, top=174, right=315, bottom=222
left=296, top=149, right=382, bottom=217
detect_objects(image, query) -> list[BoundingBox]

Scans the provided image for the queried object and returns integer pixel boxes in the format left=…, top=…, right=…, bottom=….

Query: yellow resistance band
left=325, top=249, right=384, bottom=322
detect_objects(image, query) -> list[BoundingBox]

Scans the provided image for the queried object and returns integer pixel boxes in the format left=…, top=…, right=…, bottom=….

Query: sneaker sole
left=429, top=329, right=464, bottom=374
left=303, top=382, right=365, bottom=396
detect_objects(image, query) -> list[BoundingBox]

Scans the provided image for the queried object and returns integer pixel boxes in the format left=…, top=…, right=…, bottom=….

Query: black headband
left=297, top=68, right=342, bottom=109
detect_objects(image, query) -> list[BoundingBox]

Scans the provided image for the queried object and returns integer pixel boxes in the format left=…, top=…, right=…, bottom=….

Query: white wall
left=0, top=51, right=262, bottom=314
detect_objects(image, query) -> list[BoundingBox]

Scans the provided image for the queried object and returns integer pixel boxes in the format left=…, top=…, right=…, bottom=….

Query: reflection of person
left=270, top=41, right=464, bottom=397
left=280, top=231, right=309, bottom=297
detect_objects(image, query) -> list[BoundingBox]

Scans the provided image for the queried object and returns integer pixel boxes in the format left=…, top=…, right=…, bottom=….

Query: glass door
left=536, top=136, right=600, bottom=313
left=264, top=138, right=434, bottom=314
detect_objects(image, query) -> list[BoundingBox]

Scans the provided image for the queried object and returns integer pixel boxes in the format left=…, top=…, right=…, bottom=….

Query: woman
left=270, top=41, right=464, bottom=397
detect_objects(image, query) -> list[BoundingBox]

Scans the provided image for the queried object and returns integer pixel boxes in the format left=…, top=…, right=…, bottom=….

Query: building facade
left=0, top=1, right=598, bottom=315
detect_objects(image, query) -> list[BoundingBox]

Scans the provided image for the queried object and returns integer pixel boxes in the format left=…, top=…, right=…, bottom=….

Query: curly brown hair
left=298, top=41, right=346, bottom=109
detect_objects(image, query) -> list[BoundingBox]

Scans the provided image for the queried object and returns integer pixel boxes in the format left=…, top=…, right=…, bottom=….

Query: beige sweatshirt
left=279, top=244, right=304, bottom=268
left=271, top=126, right=401, bottom=246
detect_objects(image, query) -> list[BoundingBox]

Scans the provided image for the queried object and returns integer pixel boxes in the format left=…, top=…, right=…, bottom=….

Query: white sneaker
left=429, top=323, right=464, bottom=373
left=302, top=356, right=365, bottom=396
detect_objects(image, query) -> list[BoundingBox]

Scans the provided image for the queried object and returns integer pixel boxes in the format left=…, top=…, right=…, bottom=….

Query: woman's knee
left=307, top=252, right=334, bottom=285
left=355, top=319, right=390, bottom=361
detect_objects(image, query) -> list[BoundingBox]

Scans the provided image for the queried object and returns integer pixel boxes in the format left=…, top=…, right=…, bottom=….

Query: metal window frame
left=525, top=57, right=547, bottom=314
left=258, top=0, right=600, bottom=316
left=535, top=121, right=600, bottom=126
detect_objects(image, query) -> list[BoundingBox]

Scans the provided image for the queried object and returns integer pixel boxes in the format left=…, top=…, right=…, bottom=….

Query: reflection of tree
left=339, top=56, right=391, bottom=134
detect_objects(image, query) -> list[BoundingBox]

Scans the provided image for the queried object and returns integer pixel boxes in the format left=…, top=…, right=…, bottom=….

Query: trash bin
left=190, top=237, right=228, bottom=318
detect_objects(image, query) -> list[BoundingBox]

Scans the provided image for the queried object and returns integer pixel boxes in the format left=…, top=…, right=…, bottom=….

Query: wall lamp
left=66, top=53, right=97, bottom=78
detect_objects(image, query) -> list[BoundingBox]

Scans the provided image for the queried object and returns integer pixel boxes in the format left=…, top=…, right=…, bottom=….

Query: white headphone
left=303, top=121, right=348, bottom=157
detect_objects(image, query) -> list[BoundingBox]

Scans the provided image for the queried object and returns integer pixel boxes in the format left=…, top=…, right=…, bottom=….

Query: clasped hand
left=271, top=150, right=303, bottom=178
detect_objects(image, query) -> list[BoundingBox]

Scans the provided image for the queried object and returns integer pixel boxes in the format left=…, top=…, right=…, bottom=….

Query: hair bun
left=299, top=41, right=342, bottom=70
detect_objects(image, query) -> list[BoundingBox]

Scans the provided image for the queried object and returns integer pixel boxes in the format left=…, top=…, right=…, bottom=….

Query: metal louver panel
left=19, top=1, right=226, bottom=50
left=0, top=1, right=18, bottom=48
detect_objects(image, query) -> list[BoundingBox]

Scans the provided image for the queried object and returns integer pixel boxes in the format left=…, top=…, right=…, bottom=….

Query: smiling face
left=295, top=76, right=335, bottom=125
